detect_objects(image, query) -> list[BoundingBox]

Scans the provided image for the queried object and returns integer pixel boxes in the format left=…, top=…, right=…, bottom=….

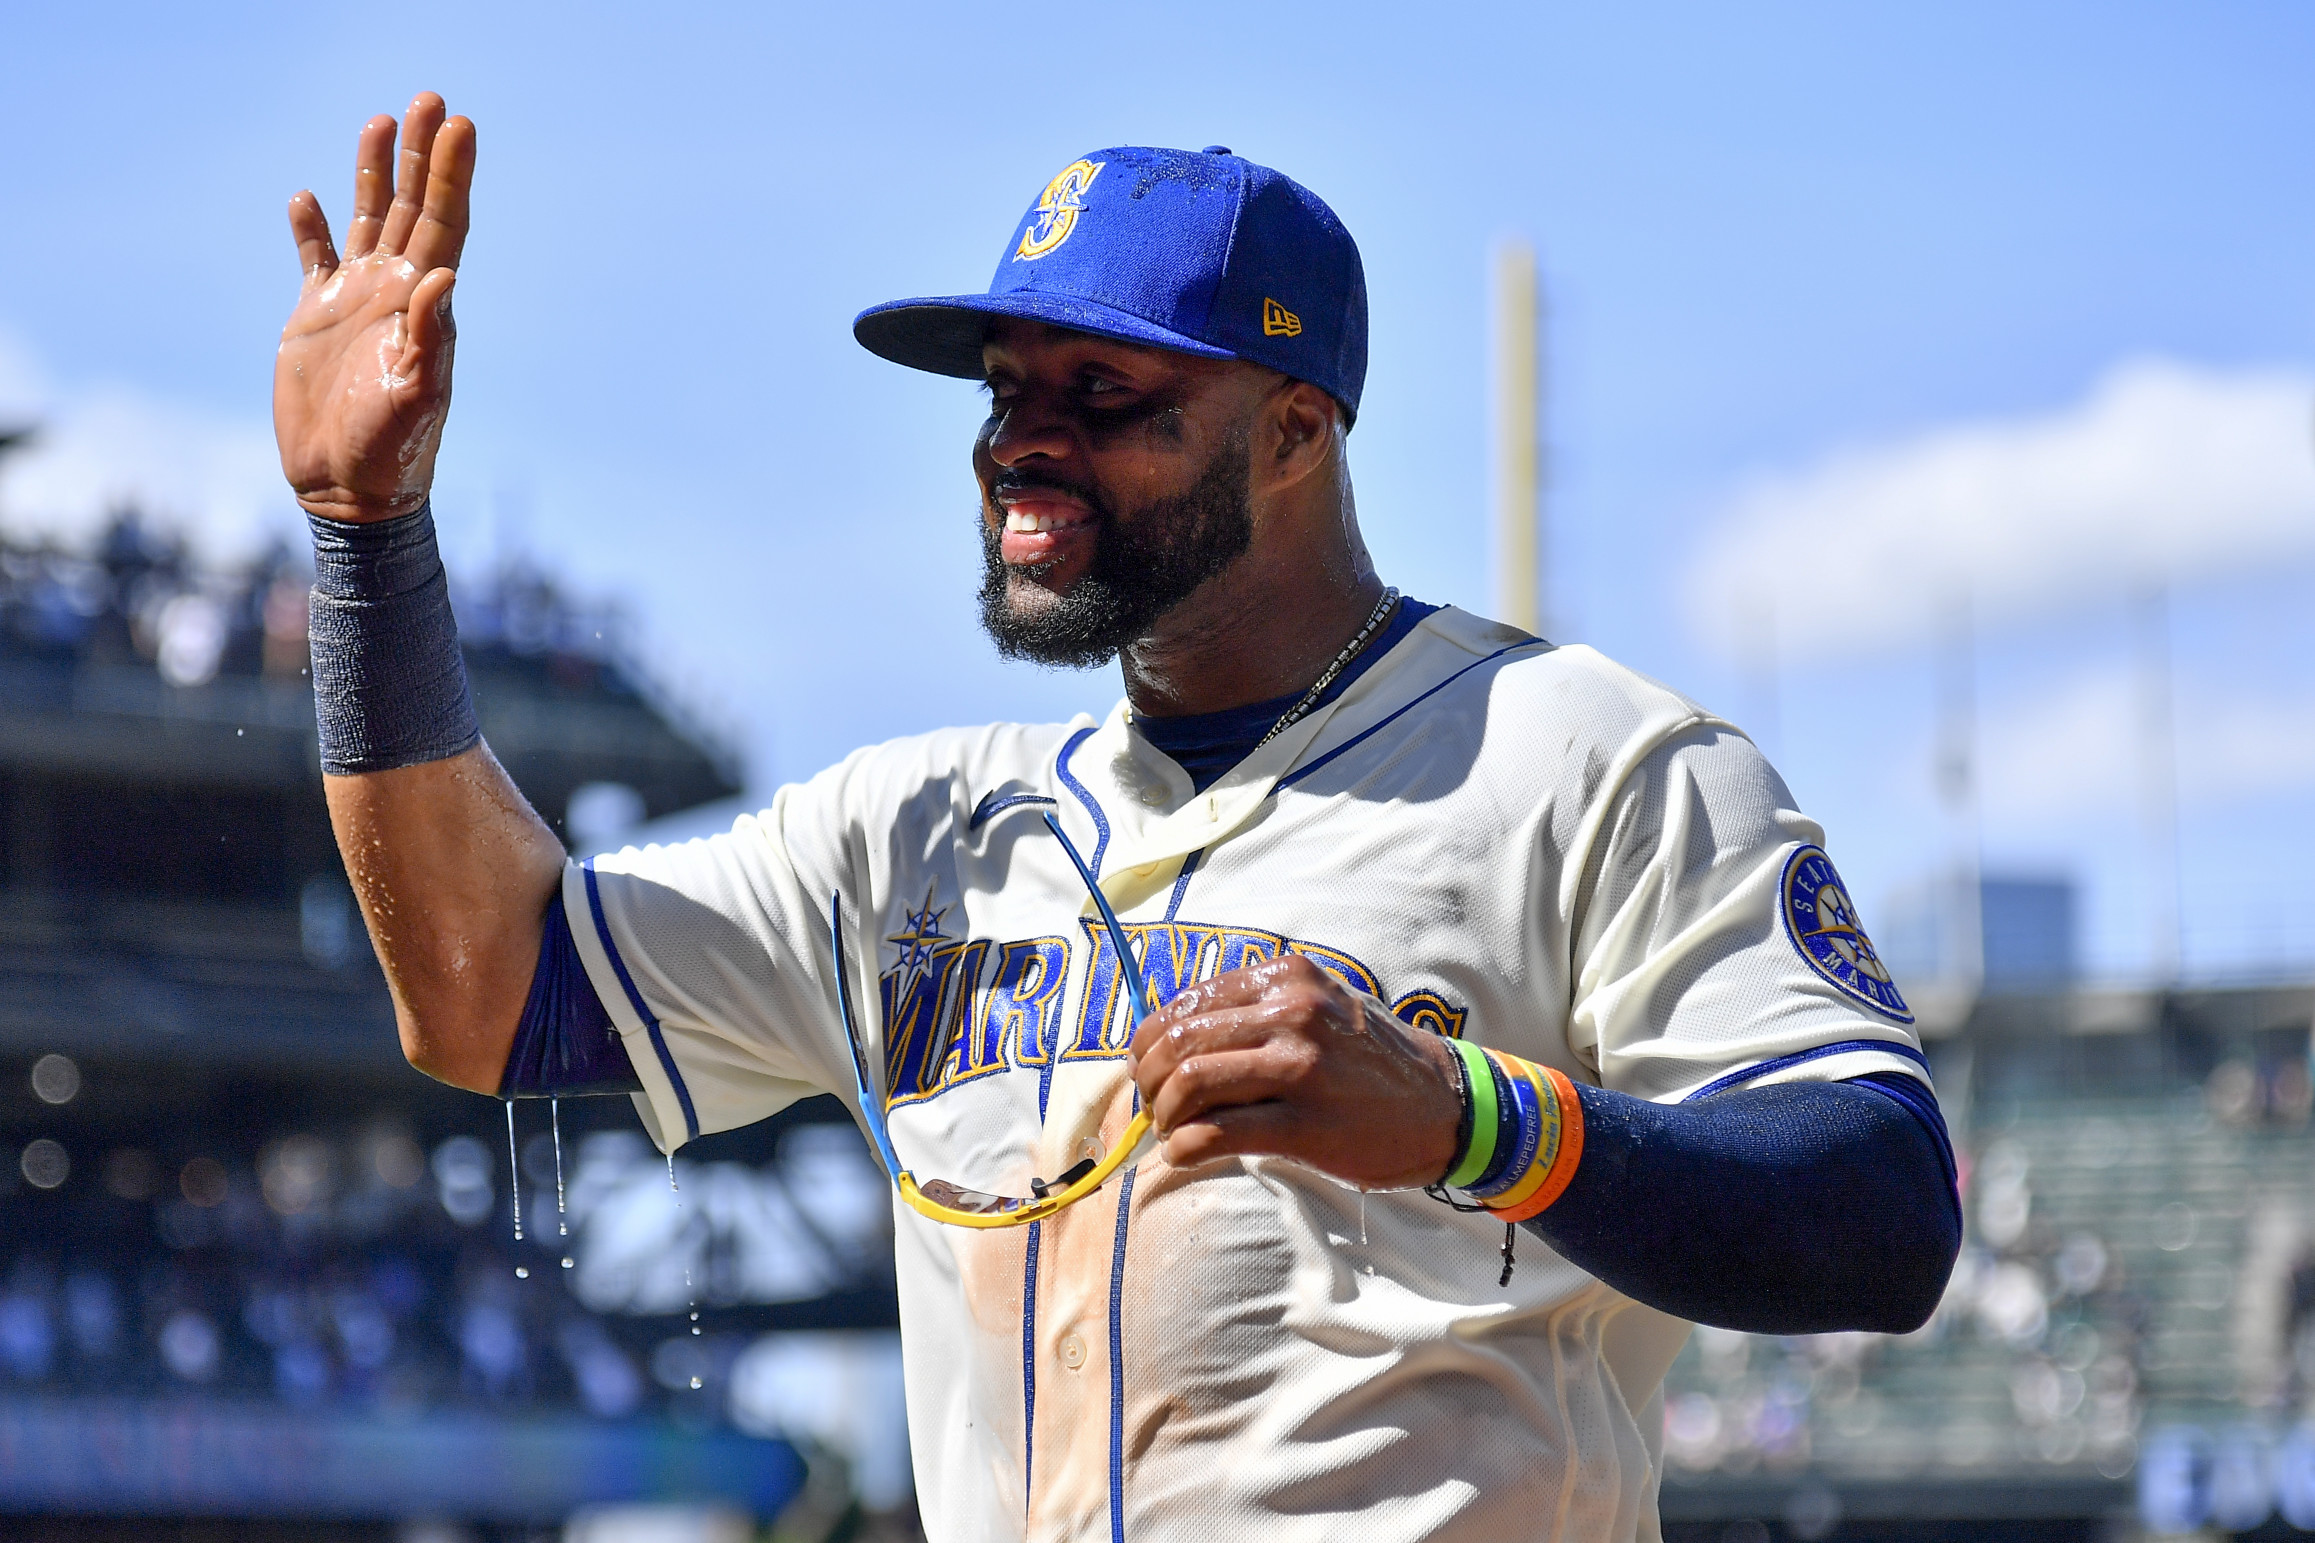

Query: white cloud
left=1976, top=669, right=2137, bottom=822
left=1975, top=665, right=2315, bottom=825
left=1686, top=358, right=2315, bottom=657
left=0, top=325, right=293, bottom=559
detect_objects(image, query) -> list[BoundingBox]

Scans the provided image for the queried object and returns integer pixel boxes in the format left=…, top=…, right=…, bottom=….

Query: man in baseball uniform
left=276, top=94, right=1959, bottom=1543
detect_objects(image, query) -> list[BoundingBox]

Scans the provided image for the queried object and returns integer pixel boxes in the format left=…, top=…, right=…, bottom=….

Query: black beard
left=976, top=434, right=1254, bottom=669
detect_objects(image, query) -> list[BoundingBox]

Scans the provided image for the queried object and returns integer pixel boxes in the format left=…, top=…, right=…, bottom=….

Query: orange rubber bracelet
left=1490, top=1065, right=1586, bottom=1224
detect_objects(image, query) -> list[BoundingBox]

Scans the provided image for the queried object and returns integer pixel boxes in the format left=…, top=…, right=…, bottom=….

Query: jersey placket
left=1020, top=732, right=1133, bottom=1539
left=1019, top=630, right=1432, bottom=1536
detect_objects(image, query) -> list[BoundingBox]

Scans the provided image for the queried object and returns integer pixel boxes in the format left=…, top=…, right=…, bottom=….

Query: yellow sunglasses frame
left=832, top=811, right=1158, bottom=1229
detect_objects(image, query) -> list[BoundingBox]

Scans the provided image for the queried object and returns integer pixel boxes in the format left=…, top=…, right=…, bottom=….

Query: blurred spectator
left=0, top=1109, right=887, bottom=1438
left=0, top=506, right=664, bottom=710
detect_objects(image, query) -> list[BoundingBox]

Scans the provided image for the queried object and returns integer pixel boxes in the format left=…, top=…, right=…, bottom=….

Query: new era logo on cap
left=854, top=146, right=1368, bottom=424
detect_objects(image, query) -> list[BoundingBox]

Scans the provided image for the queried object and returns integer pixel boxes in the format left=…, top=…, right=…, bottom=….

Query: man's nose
left=984, top=394, right=1076, bottom=467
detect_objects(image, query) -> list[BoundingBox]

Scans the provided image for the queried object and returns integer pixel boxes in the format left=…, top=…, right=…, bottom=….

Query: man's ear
left=1262, top=380, right=1341, bottom=489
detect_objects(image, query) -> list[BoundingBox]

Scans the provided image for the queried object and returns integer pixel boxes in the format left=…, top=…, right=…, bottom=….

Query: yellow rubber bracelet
left=1482, top=1059, right=1561, bottom=1214
left=1492, top=1065, right=1587, bottom=1225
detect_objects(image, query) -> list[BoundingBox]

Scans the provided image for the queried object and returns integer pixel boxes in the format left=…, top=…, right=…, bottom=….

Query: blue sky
left=2, top=3, right=2310, bottom=985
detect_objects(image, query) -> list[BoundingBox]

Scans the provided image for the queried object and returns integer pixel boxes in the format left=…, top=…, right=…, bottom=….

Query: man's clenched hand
left=274, top=93, right=475, bottom=523
left=1126, top=954, right=1464, bottom=1191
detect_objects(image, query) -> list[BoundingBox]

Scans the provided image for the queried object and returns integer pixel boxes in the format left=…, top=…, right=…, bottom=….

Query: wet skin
left=276, top=95, right=1465, bottom=1194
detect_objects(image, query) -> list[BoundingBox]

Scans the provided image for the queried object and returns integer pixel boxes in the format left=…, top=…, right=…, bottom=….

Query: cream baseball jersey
left=562, top=605, right=1928, bottom=1543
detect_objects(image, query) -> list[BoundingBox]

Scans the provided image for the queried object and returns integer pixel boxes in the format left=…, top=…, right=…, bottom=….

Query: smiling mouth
left=1003, top=507, right=1095, bottom=534
left=994, top=485, right=1103, bottom=568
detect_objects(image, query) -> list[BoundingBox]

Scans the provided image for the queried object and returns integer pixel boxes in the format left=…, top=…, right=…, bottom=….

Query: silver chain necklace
left=1253, top=587, right=1402, bottom=750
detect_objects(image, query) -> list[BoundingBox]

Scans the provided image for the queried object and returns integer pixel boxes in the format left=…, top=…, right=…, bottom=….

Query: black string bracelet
left=1421, top=1043, right=1522, bottom=1284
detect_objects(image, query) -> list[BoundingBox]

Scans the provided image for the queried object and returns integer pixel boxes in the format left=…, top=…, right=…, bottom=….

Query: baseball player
left=275, top=94, right=1959, bottom=1543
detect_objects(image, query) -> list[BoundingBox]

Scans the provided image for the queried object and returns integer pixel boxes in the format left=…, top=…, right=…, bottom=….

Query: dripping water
left=506, top=1100, right=524, bottom=1246
left=1357, top=1187, right=1368, bottom=1247
left=669, top=1150, right=701, bottom=1340
left=552, top=1096, right=568, bottom=1237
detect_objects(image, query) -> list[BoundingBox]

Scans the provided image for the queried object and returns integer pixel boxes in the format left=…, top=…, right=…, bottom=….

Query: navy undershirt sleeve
left=497, top=897, right=642, bottom=1098
left=1518, top=1074, right=1962, bottom=1335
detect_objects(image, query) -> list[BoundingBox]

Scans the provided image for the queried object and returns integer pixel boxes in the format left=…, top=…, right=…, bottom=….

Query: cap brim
left=853, top=291, right=1237, bottom=379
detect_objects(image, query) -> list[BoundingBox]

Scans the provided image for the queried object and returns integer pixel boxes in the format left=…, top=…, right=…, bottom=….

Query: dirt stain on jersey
left=1017, top=1076, right=1153, bottom=1540
left=948, top=1186, right=1035, bottom=1515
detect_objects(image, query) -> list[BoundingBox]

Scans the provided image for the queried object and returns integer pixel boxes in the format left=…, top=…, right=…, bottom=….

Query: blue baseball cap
left=855, top=146, right=1368, bottom=424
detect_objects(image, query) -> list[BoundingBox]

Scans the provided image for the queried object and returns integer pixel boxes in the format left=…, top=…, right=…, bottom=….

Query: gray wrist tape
left=307, top=504, right=482, bottom=775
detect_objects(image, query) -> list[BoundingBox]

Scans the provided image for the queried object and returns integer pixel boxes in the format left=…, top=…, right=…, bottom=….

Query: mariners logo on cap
left=1780, top=845, right=1912, bottom=1022
left=1014, top=159, right=1105, bottom=261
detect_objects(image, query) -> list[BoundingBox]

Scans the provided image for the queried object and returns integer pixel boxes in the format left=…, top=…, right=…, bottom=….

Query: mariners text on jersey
left=879, top=905, right=1467, bottom=1108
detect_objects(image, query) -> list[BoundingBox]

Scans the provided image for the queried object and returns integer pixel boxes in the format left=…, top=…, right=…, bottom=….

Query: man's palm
left=274, top=95, right=475, bottom=523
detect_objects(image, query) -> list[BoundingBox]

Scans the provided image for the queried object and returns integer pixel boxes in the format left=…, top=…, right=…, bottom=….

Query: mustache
left=988, top=469, right=1113, bottom=519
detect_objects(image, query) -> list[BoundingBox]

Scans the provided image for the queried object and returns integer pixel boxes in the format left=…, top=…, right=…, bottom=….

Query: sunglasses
left=832, top=811, right=1159, bottom=1229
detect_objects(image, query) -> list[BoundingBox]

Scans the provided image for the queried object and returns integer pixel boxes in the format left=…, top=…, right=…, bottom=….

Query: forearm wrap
left=307, top=505, right=481, bottom=775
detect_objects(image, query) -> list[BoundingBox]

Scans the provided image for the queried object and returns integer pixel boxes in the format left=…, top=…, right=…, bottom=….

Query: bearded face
left=976, top=426, right=1254, bottom=669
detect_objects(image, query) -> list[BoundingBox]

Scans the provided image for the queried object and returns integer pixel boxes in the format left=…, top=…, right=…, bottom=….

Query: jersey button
left=1059, top=1332, right=1087, bottom=1371
left=1138, top=786, right=1168, bottom=807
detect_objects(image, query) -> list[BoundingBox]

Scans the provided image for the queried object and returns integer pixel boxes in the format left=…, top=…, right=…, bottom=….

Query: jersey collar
left=1055, top=606, right=1540, bottom=909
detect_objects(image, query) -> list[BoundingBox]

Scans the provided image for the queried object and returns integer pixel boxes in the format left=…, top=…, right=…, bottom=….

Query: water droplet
left=690, top=1325, right=702, bottom=1336
left=551, top=1096, right=569, bottom=1236
left=688, top=1375, right=702, bottom=1389
left=514, top=1266, right=529, bottom=1279
left=689, top=1310, right=699, bottom=1322
left=560, top=1256, right=574, bottom=1269
left=505, top=1101, right=523, bottom=1242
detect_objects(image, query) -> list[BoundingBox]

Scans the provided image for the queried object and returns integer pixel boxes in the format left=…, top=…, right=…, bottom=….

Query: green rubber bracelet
left=1443, top=1039, right=1500, bottom=1189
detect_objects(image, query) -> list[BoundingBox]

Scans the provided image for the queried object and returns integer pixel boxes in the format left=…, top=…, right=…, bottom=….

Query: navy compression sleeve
left=497, top=898, right=641, bottom=1098
left=1521, top=1075, right=1961, bottom=1335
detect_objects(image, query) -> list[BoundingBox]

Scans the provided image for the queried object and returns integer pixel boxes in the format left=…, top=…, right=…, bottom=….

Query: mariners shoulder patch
left=1779, top=845, right=1912, bottom=1023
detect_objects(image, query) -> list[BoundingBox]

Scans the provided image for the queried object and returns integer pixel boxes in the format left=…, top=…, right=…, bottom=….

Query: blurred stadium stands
left=0, top=513, right=911, bottom=1541
left=1661, top=983, right=2315, bottom=1541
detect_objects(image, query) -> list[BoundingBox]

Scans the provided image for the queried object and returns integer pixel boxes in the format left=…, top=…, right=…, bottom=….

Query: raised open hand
left=274, top=94, right=475, bottom=522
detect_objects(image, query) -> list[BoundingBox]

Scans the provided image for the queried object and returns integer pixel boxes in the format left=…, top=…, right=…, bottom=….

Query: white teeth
left=1005, top=510, right=1085, bottom=534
